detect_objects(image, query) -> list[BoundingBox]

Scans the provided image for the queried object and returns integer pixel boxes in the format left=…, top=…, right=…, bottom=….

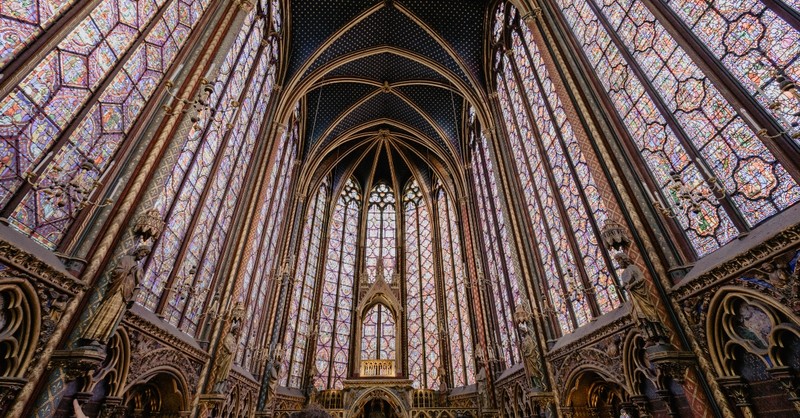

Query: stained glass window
left=495, top=4, right=624, bottom=335
left=0, top=0, right=80, bottom=70
left=404, top=179, right=441, bottom=389
left=660, top=0, right=800, bottom=147
left=2, top=0, right=213, bottom=249
left=315, top=178, right=360, bottom=390
left=361, top=303, right=395, bottom=361
left=136, top=11, right=265, bottom=335
left=365, top=183, right=396, bottom=281
left=552, top=0, right=800, bottom=256
left=281, top=179, right=329, bottom=389
left=468, top=107, right=521, bottom=368
left=236, top=79, right=294, bottom=372
left=437, top=186, right=474, bottom=386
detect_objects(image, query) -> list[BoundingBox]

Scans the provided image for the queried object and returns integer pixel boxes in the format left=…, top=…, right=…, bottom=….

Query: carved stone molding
left=48, top=348, right=107, bottom=383
left=672, top=223, right=800, bottom=301
left=0, top=237, right=85, bottom=295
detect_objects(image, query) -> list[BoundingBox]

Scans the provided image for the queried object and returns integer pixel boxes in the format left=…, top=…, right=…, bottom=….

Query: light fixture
left=22, top=160, right=114, bottom=211
left=646, top=169, right=726, bottom=219
left=162, top=63, right=240, bottom=129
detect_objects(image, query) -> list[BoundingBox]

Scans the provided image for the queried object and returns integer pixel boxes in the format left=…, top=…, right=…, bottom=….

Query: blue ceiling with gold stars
left=286, top=0, right=490, bottom=170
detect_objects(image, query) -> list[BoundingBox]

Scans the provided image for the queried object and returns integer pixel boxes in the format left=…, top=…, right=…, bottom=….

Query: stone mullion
left=535, top=1, right=732, bottom=415
left=253, top=134, right=295, bottom=372
left=1, top=0, right=216, bottom=220
left=484, top=95, right=559, bottom=341
left=466, top=158, right=508, bottom=366
left=484, top=88, right=561, bottom=401
left=495, top=72, right=581, bottom=330
left=475, top=136, right=524, bottom=365
left=285, top=187, right=325, bottom=388
left=175, top=38, right=271, bottom=333
left=506, top=49, right=602, bottom=319
left=430, top=193, right=453, bottom=391
left=639, top=0, right=800, bottom=178
left=514, top=21, right=624, bottom=305
left=148, top=9, right=259, bottom=317
left=302, top=185, right=333, bottom=391
left=257, top=155, right=303, bottom=411
left=220, top=64, right=285, bottom=371
left=156, top=21, right=264, bottom=320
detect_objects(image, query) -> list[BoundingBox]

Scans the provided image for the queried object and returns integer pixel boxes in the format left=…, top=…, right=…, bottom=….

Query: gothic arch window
left=1, top=0, right=215, bottom=248
left=314, top=177, right=360, bottom=390
left=550, top=0, right=800, bottom=256
left=236, top=110, right=296, bottom=370
left=361, top=303, right=396, bottom=361
left=404, top=179, right=441, bottom=389
left=493, top=3, right=623, bottom=335
left=437, top=185, right=475, bottom=386
left=468, top=107, right=521, bottom=367
left=282, top=178, right=329, bottom=389
left=365, top=182, right=397, bottom=281
left=135, top=9, right=280, bottom=337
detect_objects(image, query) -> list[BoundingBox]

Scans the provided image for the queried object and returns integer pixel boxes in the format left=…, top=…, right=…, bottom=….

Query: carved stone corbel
left=48, top=348, right=107, bottom=385
left=717, top=376, right=755, bottom=417
left=768, top=366, right=800, bottom=413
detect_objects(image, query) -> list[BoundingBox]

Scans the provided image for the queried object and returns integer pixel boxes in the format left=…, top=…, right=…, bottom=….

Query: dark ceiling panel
left=286, top=0, right=382, bottom=80
left=304, top=82, right=379, bottom=149
left=325, top=52, right=449, bottom=84
left=397, top=0, right=486, bottom=83
left=300, top=6, right=471, bottom=88
left=320, top=93, right=446, bottom=152
left=394, top=84, right=464, bottom=150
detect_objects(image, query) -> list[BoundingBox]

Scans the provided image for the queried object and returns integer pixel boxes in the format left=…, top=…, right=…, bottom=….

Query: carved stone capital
left=645, top=345, right=694, bottom=385
left=0, top=377, right=26, bottom=415
left=48, top=348, right=107, bottom=382
left=717, top=376, right=752, bottom=408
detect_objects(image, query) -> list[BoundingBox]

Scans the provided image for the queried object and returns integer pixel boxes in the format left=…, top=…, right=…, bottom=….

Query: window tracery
left=494, top=3, right=623, bottom=334
left=136, top=9, right=282, bottom=338
left=2, top=0, right=214, bottom=248
left=315, top=177, right=360, bottom=390
left=404, top=179, right=441, bottom=389
left=365, top=183, right=397, bottom=282
left=282, top=178, right=329, bottom=389
left=468, top=107, right=521, bottom=368
left=437, top=186, right=474, bottom=386
left=552, top=0, right=800, bottom=256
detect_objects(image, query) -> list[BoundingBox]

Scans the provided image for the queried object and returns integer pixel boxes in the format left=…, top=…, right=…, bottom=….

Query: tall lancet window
left=361, top=304, right=396, bottom=361
left=135, top=8, right=280, bottom=336
left=552, top=0, right=800, bottom=256
left=315, top=178, right=360, bottom=389
left=494, top=2, right=622, bottom=335
left=468, top=107, right=522, bottom=368
left=282, top=179, right=329, bottom=388
left=404, top=179, right=441, bottom=389
left=437, top=186, right=475, bottom=386
left=365, top=183, right=397, bottom=281
left=1, top=0, right=214, bottom=248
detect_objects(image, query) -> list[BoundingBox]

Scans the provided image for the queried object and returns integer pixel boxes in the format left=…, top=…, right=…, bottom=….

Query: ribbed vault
left=278, top=0, right=493, bottom=188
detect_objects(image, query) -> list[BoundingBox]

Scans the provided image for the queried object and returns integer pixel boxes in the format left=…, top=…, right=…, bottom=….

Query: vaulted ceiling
left=282, top=0, right=492, bottom=188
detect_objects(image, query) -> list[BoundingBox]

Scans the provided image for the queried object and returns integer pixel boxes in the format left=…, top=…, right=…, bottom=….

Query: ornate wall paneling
left=674, top=227, right=800, bottom=416
left=0, top=235, right=85, bottom=416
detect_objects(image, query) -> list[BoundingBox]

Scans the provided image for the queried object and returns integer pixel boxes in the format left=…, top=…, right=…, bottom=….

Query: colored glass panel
left=438, top=187, right=474, bottom=386
left=3, top=0, right=213, bottom=248
left=663, top=0, right=800, bottom=147
left=315, top=178, right=359, bottom=390
left=405, top=179, right=441, bottom=389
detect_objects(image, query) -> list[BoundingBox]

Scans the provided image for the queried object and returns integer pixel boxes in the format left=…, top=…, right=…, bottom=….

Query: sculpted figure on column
left=80, top=245, right=150, bottom=347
